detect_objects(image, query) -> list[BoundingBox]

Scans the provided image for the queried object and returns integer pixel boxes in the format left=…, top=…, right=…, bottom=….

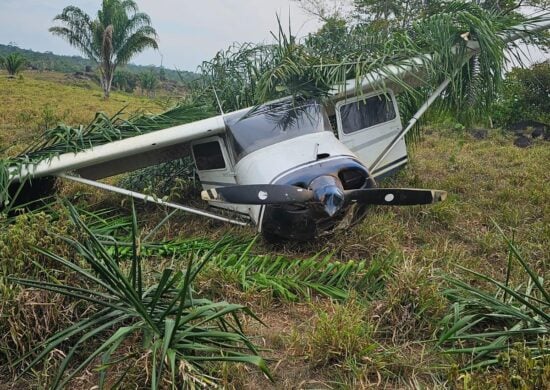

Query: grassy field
left=0, top=71, right=548, bottom=389
left=0, top=70, right=161, bottom=156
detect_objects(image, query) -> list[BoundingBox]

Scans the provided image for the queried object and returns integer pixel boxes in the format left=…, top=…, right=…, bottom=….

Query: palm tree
left=0, top=53, right=27, bottom=77
left=49, top=0, right=158, bottom=98
left=201, top=2, right=549, bottom=123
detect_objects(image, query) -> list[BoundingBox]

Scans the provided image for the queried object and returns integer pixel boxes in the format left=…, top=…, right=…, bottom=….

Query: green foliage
left=439, top=223, right=549, bottom=370
left=201, top=2, right=545, bottom=125
left=0, top=209, right=73, bottom=366
left=381, top=259, right=447, bottom=340
left=203, top=241, right=393, bottom=301
left=354, top=0, right=431, bottom=30
left=0, top=101, right=215, bottom=208
left=492, top=61, right=550, bottom=126
left=49, top=0, right=158, bottom=97
left=112, top=69, right=139, bottom=92
left=451, top=341, right=550, bottom=388
left=118, top=157, right=197, bottom=197
left=0, top=53, right=27, bottom=77
left=0, top=211, right=68, bottom=280
left=199, top=18, right=334, bottom=111
left=108, top=236, right=391, bottom=301
left=9, top=201, right=270, bottom=388
left=140, top=69, right=159, bottom=96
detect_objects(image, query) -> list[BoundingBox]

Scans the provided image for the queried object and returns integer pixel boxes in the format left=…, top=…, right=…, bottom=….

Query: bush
left=0, top=53, right=27, bottom=77
left=112, top=69, right=139, bottom=93
left=140, top=70, right=158, bottom=97
left=492, top=61, right=550, bottom=126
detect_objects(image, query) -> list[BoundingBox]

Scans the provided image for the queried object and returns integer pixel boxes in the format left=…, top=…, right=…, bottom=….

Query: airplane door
left=335, top=90, right=408, bottom=177
left=191, top=136, right=249, bottom=215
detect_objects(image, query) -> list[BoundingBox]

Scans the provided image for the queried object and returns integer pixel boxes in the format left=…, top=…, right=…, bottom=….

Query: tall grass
left=8, top=201, right=269, bottom=388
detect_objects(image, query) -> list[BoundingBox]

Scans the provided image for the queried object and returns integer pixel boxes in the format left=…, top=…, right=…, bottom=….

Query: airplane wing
left=9, top=115, right=227, bottom=182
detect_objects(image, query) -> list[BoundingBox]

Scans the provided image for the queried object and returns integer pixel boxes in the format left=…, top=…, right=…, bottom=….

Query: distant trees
left=0, top=53, right=27, bottom=77
left=49, top=0, right=158, bottom=98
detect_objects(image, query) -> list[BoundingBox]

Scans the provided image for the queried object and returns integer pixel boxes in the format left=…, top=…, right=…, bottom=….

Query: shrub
left=112, top=70, right=139, bottom=93
left=0, top=53, right=27, bottom=77
left=140, top=70, right=158, bottom=97
left=492, top=61, right=550, bottom=126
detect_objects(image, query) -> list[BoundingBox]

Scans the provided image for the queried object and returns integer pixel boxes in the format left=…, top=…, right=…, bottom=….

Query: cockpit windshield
left=224, top=100, right=332, bottom=161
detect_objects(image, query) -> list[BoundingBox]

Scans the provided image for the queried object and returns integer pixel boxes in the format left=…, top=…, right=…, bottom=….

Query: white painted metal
left=234, top=132, right=357, bottom=223
left=57, top=173, right=250, bottom=226
left=235, top=132, right=355, bottom=184
left=191, top=136, right=236, bottom=186
left=369, top=78, right=451, bottom=173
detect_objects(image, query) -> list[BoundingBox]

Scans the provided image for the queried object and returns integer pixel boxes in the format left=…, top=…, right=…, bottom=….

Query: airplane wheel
left=2, top=177, right=56, bottom=214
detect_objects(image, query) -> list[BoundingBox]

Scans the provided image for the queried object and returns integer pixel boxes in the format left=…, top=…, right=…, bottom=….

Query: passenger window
left=192, top=141, right=226, bottom=170
left=340, top=94, right=396, bottom=134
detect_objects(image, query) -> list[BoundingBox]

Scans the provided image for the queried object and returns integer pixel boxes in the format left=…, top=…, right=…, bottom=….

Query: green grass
left=0, top=71, right=548, bottom=388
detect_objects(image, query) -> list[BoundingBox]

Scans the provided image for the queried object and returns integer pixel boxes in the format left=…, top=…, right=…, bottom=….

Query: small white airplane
left=5, top=19, right=549, bottom=240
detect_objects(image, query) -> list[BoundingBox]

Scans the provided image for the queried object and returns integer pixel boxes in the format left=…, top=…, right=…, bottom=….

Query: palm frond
left=9, top=200, right=270, bottom=387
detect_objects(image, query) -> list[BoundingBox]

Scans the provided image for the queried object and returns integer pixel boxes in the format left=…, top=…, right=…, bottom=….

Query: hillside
left=0, top=71, right=548, bottom=388
left=0, top=43, right=199, bottom=83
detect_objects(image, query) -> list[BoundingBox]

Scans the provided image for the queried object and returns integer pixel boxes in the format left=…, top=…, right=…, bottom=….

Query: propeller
left=201, top=185, right=313, bottom=204
left=202, top=180, right=447, bottom=215
left=345, top=188, right=447, bottom=205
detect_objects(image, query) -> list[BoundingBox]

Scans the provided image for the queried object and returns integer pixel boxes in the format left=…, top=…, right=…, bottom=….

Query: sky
left=0, top=0, right=547, bottom=72
left=0, top=0, right=321, bottom=72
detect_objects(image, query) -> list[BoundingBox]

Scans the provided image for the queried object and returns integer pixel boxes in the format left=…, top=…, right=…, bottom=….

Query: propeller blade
left=345, top=188, right=447, bottom=205
left=201, top=185, right=314, bottom=204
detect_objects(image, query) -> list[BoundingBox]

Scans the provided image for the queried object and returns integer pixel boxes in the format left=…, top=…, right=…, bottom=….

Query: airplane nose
left=309, top=175, right=345, bottom=217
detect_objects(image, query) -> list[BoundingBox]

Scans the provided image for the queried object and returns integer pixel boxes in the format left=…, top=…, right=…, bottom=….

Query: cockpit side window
left=192, top=141, right=226, bottom=170
left=339, top=94, right=396, bottom=134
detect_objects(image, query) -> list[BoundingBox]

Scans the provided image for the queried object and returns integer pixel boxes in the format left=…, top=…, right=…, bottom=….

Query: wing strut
left=56, top=173, right=250, bottom=227
left=369, top=77, right=451, bottom=173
